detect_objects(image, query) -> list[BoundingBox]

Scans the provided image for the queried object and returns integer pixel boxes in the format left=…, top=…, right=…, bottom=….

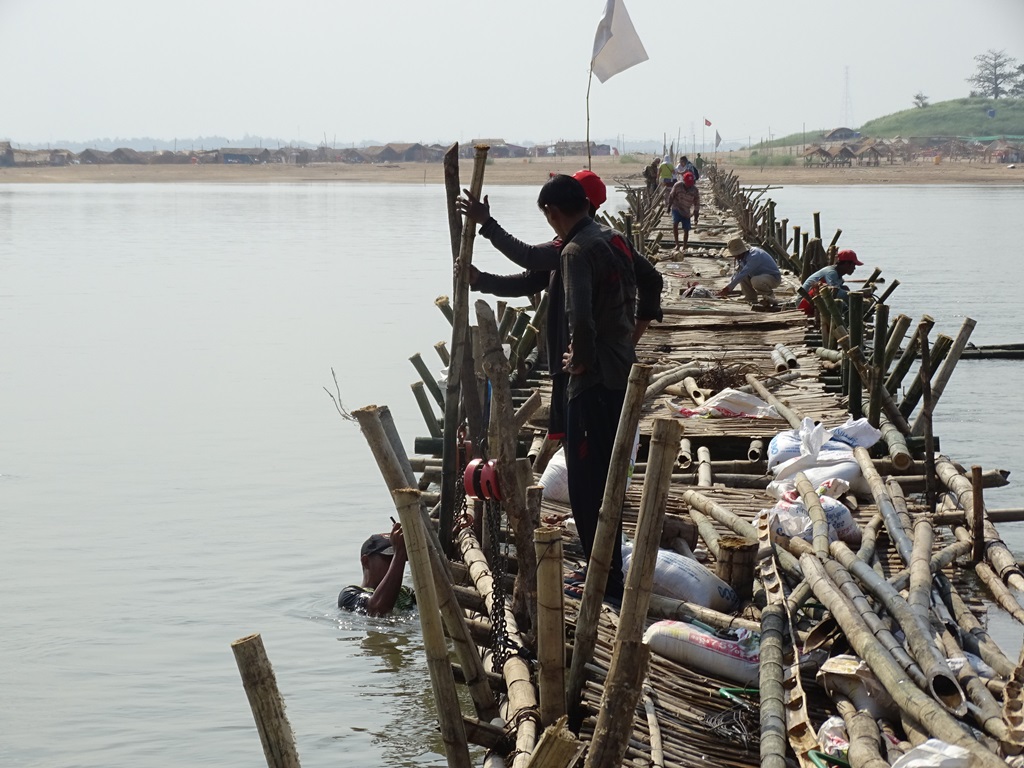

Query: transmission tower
left=840, top=66, right=855, bottom=128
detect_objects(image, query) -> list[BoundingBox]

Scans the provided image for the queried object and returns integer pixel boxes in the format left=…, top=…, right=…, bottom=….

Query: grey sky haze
left=3, top=0, right=1023, bottom=148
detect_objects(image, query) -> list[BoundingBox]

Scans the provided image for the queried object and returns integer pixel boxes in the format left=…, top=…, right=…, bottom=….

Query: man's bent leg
left=739, top=276, right=758, bottom=303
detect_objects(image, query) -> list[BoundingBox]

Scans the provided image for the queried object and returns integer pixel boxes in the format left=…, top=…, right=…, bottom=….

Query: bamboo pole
left=435, top=340, right=451, bottom=367
left=353, top=406, right=498, bottom=720
left=744, top=373, right=802, bottom=428
left=885, top=316, right=932, bottom=395
left=848, top=289, right=864, bottom=418
left=439, top=144, right=489, bottom=557
left=476, top=300, right=536, bottom=634
left=747, top=438, right=764, bottom=462
left=695, top=446, right=712, bottom=487
left=640, top=682, right=665, bottom=768
left=644, top=365, right=702, bottom=400
left=524, top=716, right=583, bottom=768
left=910, top=317, right=976, bottom=436
left=829, top=540, right=966, bottom=716
left=680, top=376, right=705, bottom=406
left=534, top=526, right=566, bottom=728
left=412, top=381, right=443, bottom=438
left=897, top=333, right=952, bottom=420
left=869, top=301, right=888, bottom=427
left=971, top=465, right=986, bottom=563
left=567, top=364, right=652, bottom=721
left=908, top=517, right=935, bottom=622
left=394, top=488, right=473, bottom=768
left=834, top=695, right=890, bottom=768
left=585, top=418, right=681, bottom=768
left=797, top=554, right=1003, bottom=768
left=677, top=437, right=692, bottom=469
left=436, top=295, right=455, bottom=325
left=884, top=312, right=912, bottom=371
left=759, top=601, right=788, bottom=768
left=774, top=343, right=798, bottom=368
left=231, top=633, right=301, bottom=768
left=878, top=416, right=912, bottom=471
left=410, top=352, right=445, bottom=409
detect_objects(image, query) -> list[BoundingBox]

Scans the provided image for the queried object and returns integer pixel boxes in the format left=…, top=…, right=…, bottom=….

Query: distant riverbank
left=2, top=154, right=1021, bottom=186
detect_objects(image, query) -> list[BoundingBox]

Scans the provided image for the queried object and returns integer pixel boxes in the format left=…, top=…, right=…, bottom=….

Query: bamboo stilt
left=231, top=633, right=301, bottom=768
left=534, top=526, right=566, bottom=728
left=393, top=488, right=473, bottom=768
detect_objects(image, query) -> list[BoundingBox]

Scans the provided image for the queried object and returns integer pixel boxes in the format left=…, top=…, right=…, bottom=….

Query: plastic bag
left=890, top=740, right=971, bottom=768
left=762, top=489, right=861, bottom=545
left=816, top=655, right=897, bottom=719
left=816, top=715, right=850, bottom=758
left=679, top=388, right=781, bottom=420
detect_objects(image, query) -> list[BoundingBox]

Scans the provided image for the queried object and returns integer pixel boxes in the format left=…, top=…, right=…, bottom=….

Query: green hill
left=858, top=97, right=1024, bottom=138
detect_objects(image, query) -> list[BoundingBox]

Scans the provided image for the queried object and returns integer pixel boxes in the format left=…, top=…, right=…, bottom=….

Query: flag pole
left=586, top=65, right=594, bottom=170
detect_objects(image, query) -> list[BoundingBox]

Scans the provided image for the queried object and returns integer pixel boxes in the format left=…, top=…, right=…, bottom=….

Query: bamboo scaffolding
left=910, top=317, right=976, bottom=436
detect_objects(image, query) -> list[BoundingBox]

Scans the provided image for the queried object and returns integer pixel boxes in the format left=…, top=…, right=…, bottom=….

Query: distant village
left=798, top=127, right=1023, bottom=165
left=0, top=139, right=615, bottom=168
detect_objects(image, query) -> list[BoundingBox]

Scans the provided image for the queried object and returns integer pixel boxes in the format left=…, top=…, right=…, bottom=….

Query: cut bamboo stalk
left=439, top=144, right=489, bottom=557
left=410, top=352, right=445, bottom=409
left=910, top=317, right=976, bottom=436
left=834, top=694, right=890, bottom=768
left=774, top=342, right=798, bottom=368
left=640, top=682, right=664, bottom=768
left=879, top=416, right=912, bottom=471
left=715, top=535, right=757, bottom=602
left=524, top=715, right=583, bottom=768
left=695, top=446, right=712, bottom=487
left=436, top=295, right=455, bottom=325
left=885, top=315, right=932, bottom=395
left=898, top=333, right=952, bottom=420
left=848, top=290, right=864, bottom=418
left=744, top=373, right=802, bottom=428
left=747, top=438, right=764, bottom=462
left=795, top=472, right=832, bottom=559
left=869, top=301, right=889, bottom=427
left=680, top=376, right=705, bottom=406
left=972, top=465, right=986, bottom=563
left=513, top=390, right=542, bottom=432
left=644, top=365, right=702, bottom=400
left=393, top=488, right=473, bottom=768
left=938, top=631, right=1009, bottom=742
left=770, top=348, right=789, bottom=373
left=534, top=526, right=566, bottom=728
left=435, top=340, right=451, bottom=367
left=908, top=517, right=935, bottom=622
left=814, top=346, right=843, bottom=363
left=759, top=601, right=788, bottom=768
left=567, top=364, right=652, bottom=721
left=677, top=437, right=692, bottom=469
left=231, top=633, right=301, bottom=768
left=884, top=312, right=912, bottom=370
left=585, top=418, right=681, bottom=768
left=411, top=381, right=442, bottom=438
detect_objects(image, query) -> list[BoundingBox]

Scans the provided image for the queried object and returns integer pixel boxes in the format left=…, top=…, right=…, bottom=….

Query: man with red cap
left=455, top=170, right=663, bottom=444
left=668, top=171, right=700, bottom=251
left=801, top=249, right=864, bottom=304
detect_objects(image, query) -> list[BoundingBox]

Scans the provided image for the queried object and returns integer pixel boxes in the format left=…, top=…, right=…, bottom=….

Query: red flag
left=704, top=118, right=712, bottom=127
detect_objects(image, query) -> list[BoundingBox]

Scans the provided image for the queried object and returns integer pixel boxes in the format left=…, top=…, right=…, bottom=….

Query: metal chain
left=486, top=498, right=512, bottom=672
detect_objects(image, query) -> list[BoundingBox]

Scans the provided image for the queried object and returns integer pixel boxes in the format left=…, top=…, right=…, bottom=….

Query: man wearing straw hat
left=338, top=521, right=415, bottom=616
left=718, top=237, right=782, bottom=305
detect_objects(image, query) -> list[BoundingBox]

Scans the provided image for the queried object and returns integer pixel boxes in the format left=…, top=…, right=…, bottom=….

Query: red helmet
left=572, top=169, right=607, bottom=209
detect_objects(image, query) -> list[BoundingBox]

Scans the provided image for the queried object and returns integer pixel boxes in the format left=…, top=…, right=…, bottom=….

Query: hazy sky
left=3, top=0, right=1023, bottom=147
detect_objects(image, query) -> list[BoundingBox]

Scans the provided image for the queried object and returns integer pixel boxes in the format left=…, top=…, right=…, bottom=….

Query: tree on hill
left=913, top=91, right=929, bottom=108
left=1012, top=64, right=1024, bottom=98
left=967, top=49, right=1020, bottom=99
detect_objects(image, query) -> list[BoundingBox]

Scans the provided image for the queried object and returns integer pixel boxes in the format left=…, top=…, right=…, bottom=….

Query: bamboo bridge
left=236, top=144, right=1024, bottom=768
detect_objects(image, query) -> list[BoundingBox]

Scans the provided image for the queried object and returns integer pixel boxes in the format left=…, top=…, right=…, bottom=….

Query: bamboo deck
left=361, top=154, right=1024, bottom=768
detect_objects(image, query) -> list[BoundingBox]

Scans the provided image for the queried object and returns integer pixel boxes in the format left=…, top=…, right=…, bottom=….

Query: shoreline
left=1, top=155, right=1021, bottom=186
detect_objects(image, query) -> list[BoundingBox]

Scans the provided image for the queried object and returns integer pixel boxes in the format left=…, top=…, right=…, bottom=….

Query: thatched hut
left=110, top=147, right=147, bottom=164
left=78, top=148, right=112, bottom=164
left=0, top=141, right=13, bottom=167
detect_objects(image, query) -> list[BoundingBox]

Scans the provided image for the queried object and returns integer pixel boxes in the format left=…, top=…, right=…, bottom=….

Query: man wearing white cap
left=718, top=238, right=782, bottom=304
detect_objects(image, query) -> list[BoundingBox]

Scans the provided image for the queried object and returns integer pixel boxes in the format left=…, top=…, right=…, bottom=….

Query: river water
left=1, top=180, right=1021, bottom=767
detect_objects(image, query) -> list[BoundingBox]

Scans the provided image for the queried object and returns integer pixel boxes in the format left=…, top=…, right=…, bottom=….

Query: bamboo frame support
left=696, top=446, right=712, bottom=487
left=534, top=526, right=566, bottom=728
left=971, top=465, right=986, bottom=563
left=869, top=301, right=889, bottom=427
left=411, top=381, right=442, bottom=438
left=884, top=312, right=912, bottom=370
left=897, top=333, right=952, bottom=420
left=743, top=373, right=802, bottom=428
left=910, top=317, right=976, bottom=436
left=231, top=633, right=301, bottom=768
left=885, top=315, right=933, bottom=395
left=393, top=488, right=473, bottom=768
left=567, top=364, right=652, bottom=721
left=410, top=352, right=445, bottom=409
left=439, top=144, right=489, bottom=557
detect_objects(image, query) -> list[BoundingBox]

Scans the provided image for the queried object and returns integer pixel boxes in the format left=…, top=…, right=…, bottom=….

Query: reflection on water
left=1, top=182, right=1022, bottom=767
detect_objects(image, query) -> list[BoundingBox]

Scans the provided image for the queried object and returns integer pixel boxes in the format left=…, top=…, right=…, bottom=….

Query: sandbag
left=762, top=489, right=862, bottom=546
left=622, top=543, right=738, bottom=612
left=538, top=447, right=569, bottom=503
left=643, top=620, right=759, bottom=685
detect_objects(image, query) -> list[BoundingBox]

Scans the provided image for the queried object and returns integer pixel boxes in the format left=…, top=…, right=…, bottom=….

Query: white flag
left=591, top=0, right=648, bottom=83
left=715, top=130, right=722, bottom=149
